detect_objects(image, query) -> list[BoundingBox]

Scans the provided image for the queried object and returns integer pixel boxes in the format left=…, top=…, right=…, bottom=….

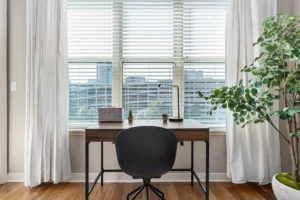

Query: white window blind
left=183, top=0, right=227, bottom=59
left=67, top=0, right=113, bottom=59
left=122, top=1, right=174, bottom=58
left=67, top=0, right=227, bottom=127
left=184, top=63, right=226, bottom=126
left=69, top=63, right=112, bottom=125
left=123, top=63, right=173, bottom=119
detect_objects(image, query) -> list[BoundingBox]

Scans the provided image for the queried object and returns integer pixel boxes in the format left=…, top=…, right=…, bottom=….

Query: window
left=67, top=0, right=227, bottom=127
left=184, top=63, right=226, bottom=126
left=69, top=63, right=112, bottom=126
left=123, top=63, right=173, bottom=119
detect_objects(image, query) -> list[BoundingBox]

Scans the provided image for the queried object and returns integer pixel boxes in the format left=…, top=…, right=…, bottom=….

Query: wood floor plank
left=0, top=182, right=276, bottom=200
left=92, top=183, right=108, bottom=200
left=0, top=183, right=25, bottom=200
left=103, top=183, right=116, bottom=200
left=167, top=185, right=180, bottom=200
left=121, top=182, right=133, bottom=200
left=0, top=183, right=20, bottom=197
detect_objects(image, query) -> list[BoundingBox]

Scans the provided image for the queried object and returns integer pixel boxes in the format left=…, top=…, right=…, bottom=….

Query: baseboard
left=7, top=172, right=230, bottom=183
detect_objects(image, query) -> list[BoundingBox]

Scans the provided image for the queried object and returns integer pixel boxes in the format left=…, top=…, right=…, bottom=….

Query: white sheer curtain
left=0, top=0, right=7, bottom=185
left=25, top=0, right=71, bottom=187
left=226, top=0, right=280, bottom=184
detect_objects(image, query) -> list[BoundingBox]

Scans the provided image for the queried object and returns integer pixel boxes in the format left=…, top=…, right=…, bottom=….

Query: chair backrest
left=115, top=126, right=178, bottom=179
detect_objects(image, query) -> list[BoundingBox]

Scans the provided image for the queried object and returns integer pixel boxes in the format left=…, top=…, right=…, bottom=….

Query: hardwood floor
left=0, top=182, right=276, bottom=200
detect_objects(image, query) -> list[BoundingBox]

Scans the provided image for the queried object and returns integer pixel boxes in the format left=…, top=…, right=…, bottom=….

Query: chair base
left=127, top=179, right=165, bottom=200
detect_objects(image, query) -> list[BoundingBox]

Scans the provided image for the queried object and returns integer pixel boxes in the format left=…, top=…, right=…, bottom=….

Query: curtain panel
left=226, top=0, right=280, bottom=184
left=0, top=0, right=7, bottom=185
left=25, top=0, right=71, bottom=187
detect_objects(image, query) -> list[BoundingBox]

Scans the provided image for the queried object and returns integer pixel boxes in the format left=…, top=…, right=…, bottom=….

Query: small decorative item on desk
left=98, top=107, right=123, bottom=123
left=158, top=84, right=183, bottom=122
left=162, top=114, right=168, bottom=123
left=128, top=109, right=133, bottom=123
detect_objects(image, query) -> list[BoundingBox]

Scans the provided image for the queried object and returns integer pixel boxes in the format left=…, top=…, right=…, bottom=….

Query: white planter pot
left=272, top=174, right=300, bottom=200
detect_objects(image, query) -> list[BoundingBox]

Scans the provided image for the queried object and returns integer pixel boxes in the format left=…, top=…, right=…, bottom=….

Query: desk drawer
left=173, top=130, right=209, bottom=141
left=86, top=130, right=119, bottom=142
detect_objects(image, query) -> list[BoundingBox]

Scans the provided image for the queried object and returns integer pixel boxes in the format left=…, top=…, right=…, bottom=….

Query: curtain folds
left=226, top=0, right=280, bottom=184
left=25, top=0, right=71, bottom=187
left=0, top=0, right=7, bottom=185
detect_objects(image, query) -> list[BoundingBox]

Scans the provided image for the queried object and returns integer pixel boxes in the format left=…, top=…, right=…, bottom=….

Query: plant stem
left=267, top=118, right=290, bottom=143
left=284, top=67, right=298, bottom=181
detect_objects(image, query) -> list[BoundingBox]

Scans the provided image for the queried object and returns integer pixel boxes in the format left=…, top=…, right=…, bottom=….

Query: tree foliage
left=199, top=14, right=300, bottom=137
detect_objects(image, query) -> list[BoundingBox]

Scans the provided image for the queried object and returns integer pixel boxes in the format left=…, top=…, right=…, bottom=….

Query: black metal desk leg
left=85, top=142, right=89, bottom=200
left=101, top=141, right=104, bottom=186
left=205, top=141, right=209, bottom=200
left=191, top=141, right=194, bottom=186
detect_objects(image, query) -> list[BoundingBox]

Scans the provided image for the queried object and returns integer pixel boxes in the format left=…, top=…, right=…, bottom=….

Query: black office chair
left=115, top=126, right=178, bottom=200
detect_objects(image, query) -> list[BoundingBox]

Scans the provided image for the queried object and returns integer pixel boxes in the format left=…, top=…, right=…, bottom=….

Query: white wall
left=8, top=0, right=26, bottom=173
left=7, top=0, right=297, bottom=180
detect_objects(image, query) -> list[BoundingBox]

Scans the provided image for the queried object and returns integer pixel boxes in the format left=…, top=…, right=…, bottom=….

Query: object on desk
left=128, top=109, right=133, bottom=123
left=98, top=108, right=123, bottom=123
left=158, top=84, right=183, bottom=122
left=162, top=113, right=168, bottom=123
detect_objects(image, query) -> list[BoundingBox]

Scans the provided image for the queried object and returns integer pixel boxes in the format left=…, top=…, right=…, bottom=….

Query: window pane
left=184, top=63, right=226, bottom=126
left=123, top=63, right=173, bottom=119
left=69, top=63, right=112, bottom=125
left=183, top=0, right=227, bottom=58
left=122, top=1, right=173, bottom=58
left=67, top=0, right=113, bottom=58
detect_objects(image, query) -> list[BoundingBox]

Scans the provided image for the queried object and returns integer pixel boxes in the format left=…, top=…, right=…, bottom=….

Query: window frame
left=67, top=0, right=226, bottom=128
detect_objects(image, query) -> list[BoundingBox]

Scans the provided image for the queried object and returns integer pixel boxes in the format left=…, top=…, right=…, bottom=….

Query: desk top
left=85, top=119, right=209, bottom=131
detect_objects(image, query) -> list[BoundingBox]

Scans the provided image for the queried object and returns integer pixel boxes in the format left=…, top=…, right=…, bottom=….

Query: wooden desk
left=85, top=119, right=210, bottom=200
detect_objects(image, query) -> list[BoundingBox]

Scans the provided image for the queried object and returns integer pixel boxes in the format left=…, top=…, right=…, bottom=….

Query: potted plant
left=162, top=114, right=168, bottom=123
left=128, top=109, right=133, bottom=123
left=198, top=14, right=300, bottom=199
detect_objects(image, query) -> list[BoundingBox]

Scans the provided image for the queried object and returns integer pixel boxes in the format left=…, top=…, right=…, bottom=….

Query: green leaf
left=287, top=109, right=296, bottom=117
left=213, top=89, right=221, bottom=96
left=288, top=87, right=296, bottom=94
left=235, top=106, right=241, bottom=112
left=252, top=68, right=266, bottom=76
left=254, top=81, right=262, bottom=88
left=283, top=107, right=289, bottom=112
left=198, top=91, right=204, bottom=97
left=280, top=113, right=288, bottom=120
left=246, top=106, right=252, bottom=112
left=254, top=119, right=264, bottom=123
left=228, top=101, right=236, bottom=110
left=251, top=88, right=258, bottom=95
left=273, top=111, right=281, bottom=116
left=243, top=67, right=252, bottom=72
left=297, top=131, right=300, bottom=138
left=239, top=79, right=243, bottom=86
